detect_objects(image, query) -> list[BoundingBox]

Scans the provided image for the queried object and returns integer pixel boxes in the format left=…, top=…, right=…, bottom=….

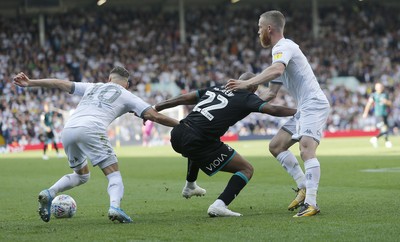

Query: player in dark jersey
left=363, top=82, right=392, bottom=148
left=42, top=104, right=63, bottom=160
left=155, top=72, right=296, bottom=217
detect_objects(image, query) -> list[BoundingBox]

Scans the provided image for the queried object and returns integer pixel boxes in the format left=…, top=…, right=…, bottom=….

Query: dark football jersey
left=182, top=85, right=267, bottom=138
left=371, top=92, right=389, bottom=117
left=44, top=111, right=54, bottom=129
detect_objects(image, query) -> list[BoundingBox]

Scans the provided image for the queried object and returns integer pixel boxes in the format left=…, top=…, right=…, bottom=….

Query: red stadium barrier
left=6, top=143, right=64, bottom=152
left=323, top=130, right=379, bottom=138
left=221, top=134, right=239, bottom=142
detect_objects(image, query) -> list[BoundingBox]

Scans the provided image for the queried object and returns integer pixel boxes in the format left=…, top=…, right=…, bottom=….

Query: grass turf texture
left=1, top=137, right=399, bottom=241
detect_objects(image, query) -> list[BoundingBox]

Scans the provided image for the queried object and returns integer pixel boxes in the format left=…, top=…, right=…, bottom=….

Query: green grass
left=1, top=137, right=400, bottom=241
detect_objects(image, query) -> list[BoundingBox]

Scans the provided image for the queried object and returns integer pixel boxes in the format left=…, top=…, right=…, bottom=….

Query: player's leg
left=269, top=122, right=306, bottom=211
left=99, top=162, right=132, bottom=223
left=42, top=132, right=50, bottom=160
left=293, top=136, right=320, bottom=217
left=38, top=128, right=90, bottom=222
left=370, top=116, right=384, bottom=148
left=47, top=163, right=90, bottom=197
left=205, top=146, right=252, bottom=217
left=170, top=123, right=206, bottom=198
left=293, top=104, right=328, bottom=217
left=182, top=159, right=206, bottom=198
left=380, top=116, right=392, bottom=148
left=83, top=129, right=133, bottom=223
left=49, top=130, right=63, bottom=157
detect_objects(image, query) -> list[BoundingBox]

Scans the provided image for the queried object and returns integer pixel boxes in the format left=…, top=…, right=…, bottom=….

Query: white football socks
left=49, top=172, right=90, bottom=196
left=107, top=171, right=124, bottom=208
left=304, top=158, right=320, bottom=207
left=276, top=151, right=306, bottom=189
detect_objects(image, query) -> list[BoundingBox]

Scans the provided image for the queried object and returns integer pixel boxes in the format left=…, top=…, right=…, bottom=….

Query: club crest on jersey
left=273, top=52, right=283, bottom=60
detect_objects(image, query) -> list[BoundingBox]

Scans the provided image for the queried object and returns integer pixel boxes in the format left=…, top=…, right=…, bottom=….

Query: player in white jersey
left=226, top=10, right=330, bottom=217
left=13, top=66, right=179, bottom=223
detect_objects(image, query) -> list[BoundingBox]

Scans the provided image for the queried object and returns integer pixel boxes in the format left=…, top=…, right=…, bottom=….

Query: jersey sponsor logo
left=205, top=153, right=228, bottom=172
left=273, top=52, right=283, bottom=60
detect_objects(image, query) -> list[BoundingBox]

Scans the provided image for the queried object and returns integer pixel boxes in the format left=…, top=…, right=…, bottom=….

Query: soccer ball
left=51, top=194, right=77, bottom=218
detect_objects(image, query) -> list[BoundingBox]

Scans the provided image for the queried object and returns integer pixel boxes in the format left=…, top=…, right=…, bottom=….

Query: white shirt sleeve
left=71, top=82, right=95, bottom=96
left=272, top=41, right=293, bottom=66
left=125, top=92, right=152, bottom=118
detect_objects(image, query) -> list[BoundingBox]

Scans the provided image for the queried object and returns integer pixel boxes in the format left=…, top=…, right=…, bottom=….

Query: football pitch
left=1, top=137, right=399, bottom=241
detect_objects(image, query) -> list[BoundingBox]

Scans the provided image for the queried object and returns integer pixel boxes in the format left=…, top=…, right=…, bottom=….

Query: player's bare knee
left=242, top=163, right=254, bottom=180
left=300, top=149, right=315, bottom=161
left=269, top=141, right=283, bottom=157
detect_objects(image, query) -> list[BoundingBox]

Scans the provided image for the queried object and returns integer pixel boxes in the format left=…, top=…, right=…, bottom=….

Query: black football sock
left=53, top=141, right=59, bottom=153
left=217, top=172, right=249, bottom=206
left=186, top=159, right=199, bottom=182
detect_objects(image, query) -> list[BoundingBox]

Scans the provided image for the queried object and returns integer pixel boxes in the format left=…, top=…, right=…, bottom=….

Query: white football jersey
left=271, top=38, right=329, bottom=107
left=65, top=82, right=151, bottom=130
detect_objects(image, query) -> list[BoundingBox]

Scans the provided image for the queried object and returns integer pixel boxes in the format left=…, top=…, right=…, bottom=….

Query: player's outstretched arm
left=258, top=83, right=282, bottom=102
left=13, top=72, right=73, bottom=93
left=154, top=91, right=198, bottom=112
left=142, top=108, right=179, bottom=127
left=226, top=63, right=285, bottom=91
left=260, top=103, right=296, bottom=117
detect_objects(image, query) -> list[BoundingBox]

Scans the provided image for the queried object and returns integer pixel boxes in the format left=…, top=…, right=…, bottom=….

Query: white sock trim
left=304, top=158, right=320, bottom=169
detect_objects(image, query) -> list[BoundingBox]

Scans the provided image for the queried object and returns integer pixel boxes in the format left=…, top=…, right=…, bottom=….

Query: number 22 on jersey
left=193, top=91, right=228, bottom=121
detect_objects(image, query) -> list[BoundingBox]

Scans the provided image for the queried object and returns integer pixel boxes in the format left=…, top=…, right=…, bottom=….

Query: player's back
left=65, top=82, right=150, bottom=130
left=183, top=85, right=265, bottom=138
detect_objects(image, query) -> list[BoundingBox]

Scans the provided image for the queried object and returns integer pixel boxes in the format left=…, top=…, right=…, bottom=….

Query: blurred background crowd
left=1, top=0, right=399, bottom=147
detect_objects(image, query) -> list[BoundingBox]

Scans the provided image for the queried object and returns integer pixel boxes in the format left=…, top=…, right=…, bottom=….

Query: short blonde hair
left=260, top=10, right=285, bottom=32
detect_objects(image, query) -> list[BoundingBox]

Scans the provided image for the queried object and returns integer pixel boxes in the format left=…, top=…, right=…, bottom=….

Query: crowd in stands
left=1, top=1, right=399, bottom=147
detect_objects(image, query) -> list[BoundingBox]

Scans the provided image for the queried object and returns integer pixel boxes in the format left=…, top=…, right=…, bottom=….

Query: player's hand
left=225, top=79, right=249, bottom=92
left=13, top=72, right=30, bottom=87
left=362, top=113, right=368, bottom=118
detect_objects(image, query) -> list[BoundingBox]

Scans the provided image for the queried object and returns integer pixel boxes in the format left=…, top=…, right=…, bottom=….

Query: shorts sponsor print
left=171, top=122, right=236, bottom=176
left=197, top=143, right=235, bottom=176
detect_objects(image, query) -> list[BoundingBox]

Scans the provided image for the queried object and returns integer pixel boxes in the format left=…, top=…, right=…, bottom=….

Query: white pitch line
left=361, top=167, right=400, bottom=173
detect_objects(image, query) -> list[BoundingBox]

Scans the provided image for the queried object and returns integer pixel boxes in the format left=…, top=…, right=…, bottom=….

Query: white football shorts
left=62, top=127, right=117, bottom=170
left=281, top=100, right=330, bottom=143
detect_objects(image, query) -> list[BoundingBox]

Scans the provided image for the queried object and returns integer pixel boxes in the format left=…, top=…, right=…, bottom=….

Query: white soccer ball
left=51, top=194, right=77, bottom=218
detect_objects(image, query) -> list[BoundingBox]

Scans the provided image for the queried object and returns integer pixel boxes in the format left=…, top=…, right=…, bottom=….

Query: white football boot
left=108, top=206, right=133, bottom=223
left=182, top=185, right=206, bottom=199
left=369, top=137, right=378, bottom=148
left=207, top=204, right=242, bottom=217
left=38, top=189, right=54, bottom=222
